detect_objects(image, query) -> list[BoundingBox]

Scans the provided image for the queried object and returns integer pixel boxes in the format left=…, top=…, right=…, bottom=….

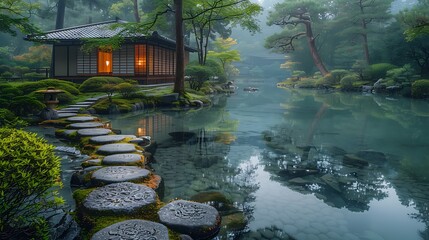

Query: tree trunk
left=361, top=20, right=370, bottom=64
left=173, top=0, right=185, bottom=95
left=55, top=0, right=66, bottom=29
left=133, top=0, right=141, bottom=22
left=304, top=22, right=329, bottom=76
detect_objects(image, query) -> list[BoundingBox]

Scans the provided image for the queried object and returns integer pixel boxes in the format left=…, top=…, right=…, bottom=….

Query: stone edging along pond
left=44, top=98, right=222, bottom=240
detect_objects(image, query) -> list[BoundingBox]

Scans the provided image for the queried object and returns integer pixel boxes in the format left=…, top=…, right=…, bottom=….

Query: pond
left=41, top=75, right=428, bottom=240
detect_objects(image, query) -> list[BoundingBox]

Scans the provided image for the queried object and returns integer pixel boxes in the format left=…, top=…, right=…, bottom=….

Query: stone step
left=68, top=122, right=104, bottom=129
left=66, top=116, right=97, bottom=122
left=77, top=128, right=112, bottom=137
left=91, top=166, right=150, bottom=185
left=158, top=200, right=221, bottom=239
left=90, top=135, right=137, bottom=144
left=68, top=104, right=92, bottom=108
left=91, top=220, right=169, bottom=240
left=57, top=113, right=78, bottom=118
left=75, top=101, right=94, bottom=105
left=83, top=182, right=157, bottom=214
left=102, top=153, right=144, bottom=165
left=96, top=143, right=137, bottom=155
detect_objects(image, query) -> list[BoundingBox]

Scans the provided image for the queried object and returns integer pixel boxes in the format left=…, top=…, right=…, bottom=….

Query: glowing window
left=98, top=50, right=112, bottom=74
left=135, top=45, right=147, bottom=75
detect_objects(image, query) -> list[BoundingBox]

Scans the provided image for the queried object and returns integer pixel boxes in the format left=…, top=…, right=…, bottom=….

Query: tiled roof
left=27, top=19, right=137, bottom=41
left=25, top=19, right=197, bottom=52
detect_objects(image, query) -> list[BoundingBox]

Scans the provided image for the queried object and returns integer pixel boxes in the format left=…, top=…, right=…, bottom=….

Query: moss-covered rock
left=412, top=79, right=429, bottom=98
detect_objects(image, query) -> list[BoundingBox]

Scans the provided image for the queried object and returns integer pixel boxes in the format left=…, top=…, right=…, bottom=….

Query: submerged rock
left=190, top=191, right=232, bottom=211
left=343, top=154, right=369, bottom=168
left=355, top=150, right=387, bottom=164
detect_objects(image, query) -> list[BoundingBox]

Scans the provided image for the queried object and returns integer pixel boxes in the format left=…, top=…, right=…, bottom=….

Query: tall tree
left=174, top=0, right=185, bottom=94
left=400, top=0, right=429, bottom=41
left=265, top=0, right=330, bottom=76
left=0, top=0, right=39, bottom=35
left=184, top=0, right=261, bottom=65
left=55, top=0, right=66, bottom=29
left=333, top=0, right=393, bottom=64
left=207, top=37, right=240, bottom=78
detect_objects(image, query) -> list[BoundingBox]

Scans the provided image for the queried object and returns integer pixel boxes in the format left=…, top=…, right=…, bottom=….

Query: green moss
left=17, top=79, right=80, bottom=95
left=79, top=77, right=124, bottom=93
left=412, top=79, right=429, bottom=98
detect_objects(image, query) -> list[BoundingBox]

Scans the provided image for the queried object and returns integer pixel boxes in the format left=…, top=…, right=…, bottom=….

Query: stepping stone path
left=83, top=182, right=156, bottom=214
left=66, top=116, right=97, bottom=122
left=90, top=135, right=137, bottom=144
left=102, top=153, right=143, bottom=165
left=69, top=122, right=104, bottom=129
left=96, top=143, right=136, bottom=155
left=77, top=128, right=112, bottom=137
left=91, top=166, right=150, bottom=185
left=158, top=200, right=221, bottom=239
left=91, top=219, right=169, bottom=240
left=47, top=96, right=221, bottom=239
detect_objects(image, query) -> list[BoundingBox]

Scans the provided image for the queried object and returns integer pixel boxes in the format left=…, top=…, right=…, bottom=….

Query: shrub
left=116, top=82, right=138, bottom=98
left=186, top=65, right=213, bottom=91
left=18, top=79, right=80, bottom=95
left=79, top=76, right=124, bottom=92
left=9, top=96, right=45, bottom=116
left=0, top=84, right=23, bottom=99
left=295, top=78, right=317, bottom=88
left=205, top=59, right=226, bottom=82
left=0, top=71, right=13, bottom=80
left=0, top=108, right=27, bottom=128
left=340, top=74, right=359, bottom=91
left=367, top=63, right=397, bottom=81
left=23, top=72, right=45, bottom=81
left=412, top=79, right=429, bottom=98
left=0, top=128, right=62, bottom=239
left=330, top=69, right=350, bottom=84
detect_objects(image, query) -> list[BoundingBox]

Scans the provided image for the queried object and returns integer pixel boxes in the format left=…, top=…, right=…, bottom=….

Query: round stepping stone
left=90, top=135, right=136, bottom=144
left=68, top=104, right=91, bottom=108
left=77, top=128, right=112, bottom=137
left=83, top=182, right=156, bottom=214
left=69, top=122, right=104, bottom=129
left=75, top=101, right=94, bottom=105
left=91, top=219, right=169, bottom=240
left=58, top=113, right=77, bottom=118
left=91, top=166, right=150, bottom=185
left=158, top=200, right=221, bottom=239
left=102, top=154, right=143, bottom=165
left=66, top=116, right=97, bottom=122
left=96, top=143, right=136, bottom=155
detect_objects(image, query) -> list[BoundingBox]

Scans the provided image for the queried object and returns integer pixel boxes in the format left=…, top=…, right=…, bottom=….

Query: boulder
left=158, top=200, right=221, bottom=239
left=91, top=166, right=151, bottom=185
left=343, top=154, right=369, bottom=168
left=91, top=220, right=169, bottom=240
left=83, top=182, right=157, bottom=214
left=102, top=153, right=144, bottom=166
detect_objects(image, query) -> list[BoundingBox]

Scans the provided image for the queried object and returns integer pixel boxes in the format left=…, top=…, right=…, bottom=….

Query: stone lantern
left=36, top=87, right=64, bottom=120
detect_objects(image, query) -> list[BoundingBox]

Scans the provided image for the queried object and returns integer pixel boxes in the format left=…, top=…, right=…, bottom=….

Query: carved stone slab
left=96, top=143, right=136, bottom=155
left=102, top=154, right=143, bottom=165
left=66, top=116, right=97, bottom=122
left=91, top=219, right=169, bottom=240
left=58, top=113, right=77, bottom=118
left=158, top=200, right=221, bottom=239
left=91, top=166, right=150, bottom=185
left=90, top=135, right=136, bottom=144
left=77, top=128, right=112, bottom=137
left=83, top=182, right=156, bottom=214
left=69, top=122, right=104, bottom=129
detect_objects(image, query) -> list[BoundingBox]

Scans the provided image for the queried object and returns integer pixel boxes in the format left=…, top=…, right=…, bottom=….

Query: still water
left=105, top=77, right=429, bottom=240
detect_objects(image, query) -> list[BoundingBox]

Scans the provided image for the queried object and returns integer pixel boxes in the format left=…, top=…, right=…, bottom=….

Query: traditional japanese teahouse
left=25, top=19, right=196, bottom=84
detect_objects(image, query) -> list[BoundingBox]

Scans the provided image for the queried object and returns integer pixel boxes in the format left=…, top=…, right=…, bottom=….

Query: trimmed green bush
left=330, top=69, right=350, bottom=84
left=0, top=128, right=62, bottom=239
left=412, top=79, right=429, bottom=98
left=186, top=65, right=214, bottom=91
left=0, top=84, right=22, bottom=99
left=295, top=78, right=317, bottom=88
left=9, top=96, right=45, bottom=116
left=18, top=79, right=80, bottom=95
left=23, top=72, right=45, bottom=81
left=28, top=89, right=75, bottom=105
left=367, top=63, right=397, bottom=81
left=79, top=76, right=124, bottom=92
left=340, top=74, right=359, bottom=91
left=116, top=82, right=138, bottom=98
left=0, top=108, right=27, bottom=128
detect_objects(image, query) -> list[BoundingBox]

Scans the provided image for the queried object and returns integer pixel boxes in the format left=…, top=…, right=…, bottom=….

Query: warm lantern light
left=98, top=50, right=112, bottom=73
left=137, top=127, right=146, bottom=137
left=105, top=60, right=110, bottom=67
left=104, top=121, right=112, bottom=129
